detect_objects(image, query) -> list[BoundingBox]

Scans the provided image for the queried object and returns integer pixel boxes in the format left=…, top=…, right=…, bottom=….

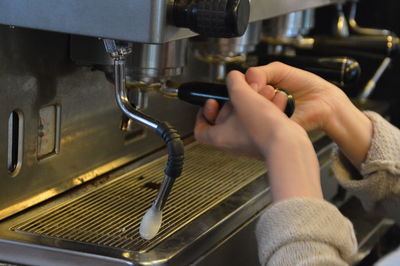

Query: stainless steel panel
left=0, top=25, right=198, bottom=220
left=250, top=0, right=341, bottom=23
left=0, top=0, right=344, bottom=43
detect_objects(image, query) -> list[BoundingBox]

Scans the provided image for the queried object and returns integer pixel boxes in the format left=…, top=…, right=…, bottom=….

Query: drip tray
left=11, top=143, right=267, bottom=254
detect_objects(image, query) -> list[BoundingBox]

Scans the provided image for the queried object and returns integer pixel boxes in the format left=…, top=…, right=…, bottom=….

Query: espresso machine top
left=0, top=0, right=342, bottom=43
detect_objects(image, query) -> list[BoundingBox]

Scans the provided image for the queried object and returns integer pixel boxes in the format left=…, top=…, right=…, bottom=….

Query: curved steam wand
left=103, top=39, right=184, bottom=240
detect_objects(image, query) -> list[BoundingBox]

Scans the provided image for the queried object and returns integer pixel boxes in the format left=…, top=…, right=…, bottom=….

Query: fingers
left=226, top=71, right=280, bottom=119
left=216, top=102, right=233, bottom=123
left=245, top=62, right=325, bottom=94
left=195, top=98, right=222, bottom=143
left=203, top=99, right=219, bottom=124
left=226, top=70, right=258, bottom=106
left=194, top=109, right=213, bottom=144
left=258, top=85, right=275, bottom=101
left=273, top=90, right=289, bottom=112
left=249, top=83, right=260, bottom=91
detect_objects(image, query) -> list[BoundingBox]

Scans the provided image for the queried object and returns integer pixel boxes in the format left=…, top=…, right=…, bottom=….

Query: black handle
left=257, top=56, right=361, bottom=87
left=312, top=35, right=400, bottom=56
left=177, top=82, right=295, bottom=117
left=172, top=0, right=250, bottom=38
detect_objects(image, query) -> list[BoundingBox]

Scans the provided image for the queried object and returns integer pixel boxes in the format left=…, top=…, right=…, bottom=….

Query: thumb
left=226, top=70, right=277, bottom=115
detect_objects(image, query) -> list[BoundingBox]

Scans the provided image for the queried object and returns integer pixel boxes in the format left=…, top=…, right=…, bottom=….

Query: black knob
left=172, top=0, right=250, bottom=38
left=341, top=57, right=361, bottom=84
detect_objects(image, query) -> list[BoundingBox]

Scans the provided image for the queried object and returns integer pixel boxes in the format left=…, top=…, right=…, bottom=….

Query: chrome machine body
left=0, top=0, right=341, bottom=43
left=0, top=0, right=377, bottom=265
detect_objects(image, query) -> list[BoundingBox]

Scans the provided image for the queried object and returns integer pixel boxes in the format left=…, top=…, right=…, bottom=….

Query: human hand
left=246, top=62, right=373, bottom=168
left=194, top=77, right=289, bottom=159
left=245, top=61, right=351, bottom=132
left=195, top=70, right=323, bottom=201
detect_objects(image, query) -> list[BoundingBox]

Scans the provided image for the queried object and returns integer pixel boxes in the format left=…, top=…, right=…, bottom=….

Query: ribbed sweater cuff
left=332, top=111, right=400, bottom=210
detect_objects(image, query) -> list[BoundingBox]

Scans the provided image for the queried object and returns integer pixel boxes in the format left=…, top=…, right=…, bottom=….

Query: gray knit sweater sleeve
left=256, top=198, right=357, bottom=265
left=332, top=111, right=400, bottom=222
left=256, top=111, right=400, bottom=265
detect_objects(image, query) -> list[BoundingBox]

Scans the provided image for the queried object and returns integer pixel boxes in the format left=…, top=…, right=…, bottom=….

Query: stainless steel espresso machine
left=0, top=0, right=394, bottom=265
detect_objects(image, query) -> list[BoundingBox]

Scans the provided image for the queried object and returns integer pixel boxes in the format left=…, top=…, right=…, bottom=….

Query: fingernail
left=250, top=83, right=260, bottom=90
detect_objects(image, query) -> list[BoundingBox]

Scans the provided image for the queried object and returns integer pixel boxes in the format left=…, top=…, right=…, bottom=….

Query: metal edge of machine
left=0, top=0, right=344, bottom=43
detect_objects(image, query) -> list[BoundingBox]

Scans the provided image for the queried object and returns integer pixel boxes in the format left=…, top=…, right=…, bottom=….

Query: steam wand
left=103, top=39, right=184, bottom=240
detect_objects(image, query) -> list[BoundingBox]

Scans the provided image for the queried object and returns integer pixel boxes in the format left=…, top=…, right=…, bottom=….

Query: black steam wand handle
left=256, top=56, right=361, bottom=88
left=312, top=35, right=400, bottom=57
left=177, top=82, right=295, bottom=117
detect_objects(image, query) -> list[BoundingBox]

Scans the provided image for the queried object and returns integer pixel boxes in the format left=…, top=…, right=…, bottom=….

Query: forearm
left=264, top=130, right=323, bottom=202
left=323, top=95, right=373, bottom=169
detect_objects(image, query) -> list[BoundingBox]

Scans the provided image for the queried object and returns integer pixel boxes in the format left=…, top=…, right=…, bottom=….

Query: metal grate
left=12, top=143, right=266, bottom=252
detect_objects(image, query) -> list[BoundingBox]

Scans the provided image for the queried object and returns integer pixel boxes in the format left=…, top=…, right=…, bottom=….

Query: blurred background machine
left=0, top=0, right=398, bottom=265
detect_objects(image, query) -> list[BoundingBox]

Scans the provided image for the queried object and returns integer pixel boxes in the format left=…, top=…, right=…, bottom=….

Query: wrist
left=263, top=128, right=323, bottom=202
left=321, top=89, right=353, bottom=134
left=323, top=97, right=373, bottom=168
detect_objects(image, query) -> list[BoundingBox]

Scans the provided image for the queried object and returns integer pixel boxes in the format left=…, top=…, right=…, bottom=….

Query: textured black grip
left=173, top=0, right=250, bottom=38
left=197, top=0, right=229, bottom=37
left=156, top=122, right=184, bottom=179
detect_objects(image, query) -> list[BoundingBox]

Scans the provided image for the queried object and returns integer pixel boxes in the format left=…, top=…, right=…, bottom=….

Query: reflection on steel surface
left=13, top=143, right=266, bottom=251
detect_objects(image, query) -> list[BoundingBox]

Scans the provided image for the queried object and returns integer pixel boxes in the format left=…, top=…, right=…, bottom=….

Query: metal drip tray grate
left=12, top=143, right=266, bottom=252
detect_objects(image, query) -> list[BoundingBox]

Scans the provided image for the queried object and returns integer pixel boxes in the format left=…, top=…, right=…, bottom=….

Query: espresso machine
left=0, top=0, right=395, bottom=265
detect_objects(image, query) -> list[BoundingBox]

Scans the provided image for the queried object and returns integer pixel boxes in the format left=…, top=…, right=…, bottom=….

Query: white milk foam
left=139, top=206, right=162, bottom=240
